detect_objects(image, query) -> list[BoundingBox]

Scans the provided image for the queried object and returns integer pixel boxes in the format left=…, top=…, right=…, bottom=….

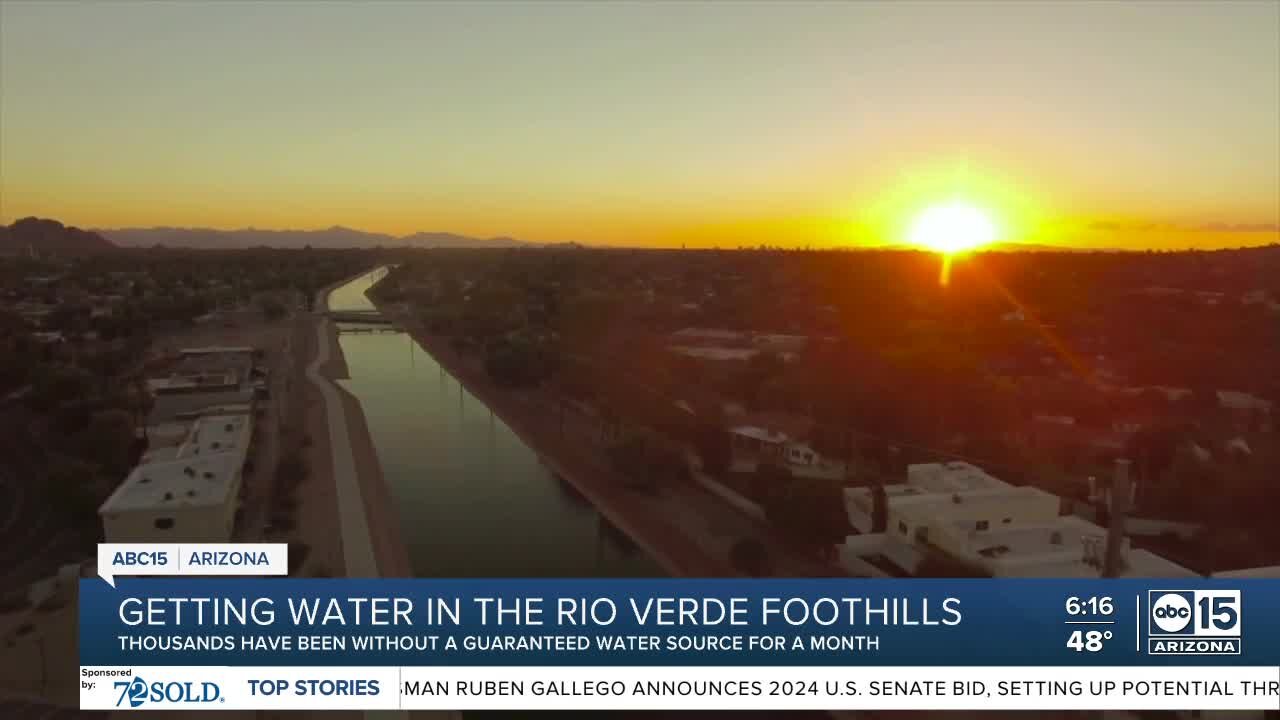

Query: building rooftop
left=179, top=414, right=252, bottom=458
left=729, top=424, right=790, bottom=444
left=145, top=348, right=255, bottom=396
left=179, top=346, right=255, bottom=356
left=1216, top=390, right=1273, bottom=411
left=100, top=414, right=251, bottom=514
left=907, top=461, right=1011, bottom=492
left=672, top=346, right=760, bottom=361
left=146, top=388, right=254, bottom=426
left=750, top=333, right=808, bottom=346
left=731, top=412, right=814, bottom=442
left=139, top=421, right=192, bottom=462
left=100, top=452, right=241, bottom=512
left=964, top=515, right=1107, bottom=564
left=846, top=482, right=1058, bottom=520
left=147, top=372, right=241, bottom=394
left=1120, top=385, right=1192, bottom=401
left=176, top=350, right=253, bottom=375
left=671, top=328, right=746, bottom=343
left=844, top=460, right=1197, bottom=578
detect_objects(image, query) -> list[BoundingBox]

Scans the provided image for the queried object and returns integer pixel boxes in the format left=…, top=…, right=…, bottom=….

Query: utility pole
left=1103, top=459, right=1131, bottom=578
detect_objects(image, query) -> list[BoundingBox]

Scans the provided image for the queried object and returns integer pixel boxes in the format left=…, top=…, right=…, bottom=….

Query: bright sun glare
left=908, top=202, right=997, bottom=254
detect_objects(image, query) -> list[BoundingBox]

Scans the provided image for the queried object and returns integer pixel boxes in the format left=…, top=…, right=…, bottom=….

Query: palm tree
left=128, top=376, right=153, bottom=443
left=871, top=478, right=889, bottom=534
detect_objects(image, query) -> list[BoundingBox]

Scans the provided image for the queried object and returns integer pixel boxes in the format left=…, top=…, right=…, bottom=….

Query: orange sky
left=2, top=2, right=1277, bottom=250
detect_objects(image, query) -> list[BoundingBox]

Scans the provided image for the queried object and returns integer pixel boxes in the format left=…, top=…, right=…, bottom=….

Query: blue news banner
left=79, top=578, right=1280, bottom=711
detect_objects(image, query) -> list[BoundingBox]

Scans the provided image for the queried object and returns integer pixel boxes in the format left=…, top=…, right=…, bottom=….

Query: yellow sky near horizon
left=2, top=2, right=1277, bottom=250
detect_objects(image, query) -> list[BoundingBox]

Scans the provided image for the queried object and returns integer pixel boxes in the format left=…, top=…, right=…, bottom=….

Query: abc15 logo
left=1148, top=590, right=1241, bottom=637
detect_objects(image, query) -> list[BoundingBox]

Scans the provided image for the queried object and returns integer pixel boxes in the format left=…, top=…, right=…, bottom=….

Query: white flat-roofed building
left=840, top=461, right=1197, bottom=578
left=727, top=413, right=845, bottom=479
left=144, top=347, right=256, bottom=396
left=670, top=328, right=746, bottom=344
left=99, top=453, right=242, bottom=542
left=668, top=329, right=804, bottom=363
left=146, top=388, right=255, bottom=426
left=178, top=346, right=255, bottom=357
left=846, top=462, right=1034, bottom=534
left=846, top=482, right=1062, bottom=542
left=181, top=413, right=252, bottom=459
left=750, top=333, right=808, bottom=353
left=962, top=515, right=1112, bottom=577
left=1216, top=390, right=1272, bottom=412
left=146, top=371, right=241, bottom=395
left=99, top=414, right=252, bottom=542
left=906, top=461, right=1009, bottom=492
left=139, top=421, right=191, bottom=463
left=969, top=519, right=1195, bottom=578
left=672, top=346, right=760, bottom=361
left=146, top=421, right=192, bottom=445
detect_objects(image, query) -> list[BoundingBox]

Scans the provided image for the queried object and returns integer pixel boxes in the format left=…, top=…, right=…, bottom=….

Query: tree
left=1126, top=423, right=1188, bottom=489
left=47, top=304, right=89, bottom=334
left=28, top=365, right=94, bottom=412
left=258, top=295, right=287, bottom=322
left=871, top=481, right=889, bottom=533
left=753, top=461, right=793, bottom=505
left=736, top=351, right=786, bottom=408
left=276, top=452, right=308, bottom=490
left=607, top=434, right=688, bottom=493
left=758, top=464, right=850, bottom=550
left=44, top=455, right=101, bottom=525
left=81, top=345, right=131, bottom=392
left=0, top=323, right=36, bottom=392
left=484, top=333, right=556, bottom=388
left=79, top=409, right=138, bottom=477
left=693, top=412, right=731, bottom=476
left=729, top=538, right=772, bottom=577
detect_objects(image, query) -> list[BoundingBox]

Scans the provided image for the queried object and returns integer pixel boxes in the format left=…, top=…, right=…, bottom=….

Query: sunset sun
left=908, top=202, right=998, bottom=254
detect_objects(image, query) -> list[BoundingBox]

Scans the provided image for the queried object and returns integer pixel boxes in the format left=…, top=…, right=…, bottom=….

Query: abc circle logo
left=1151, top=593, right=1193, bottom=633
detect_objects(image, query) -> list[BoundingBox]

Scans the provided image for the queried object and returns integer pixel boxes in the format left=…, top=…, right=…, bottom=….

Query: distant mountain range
left=98, top=226, right=528, bottom=250
left=0, top=217, right=116, bottom=253
left=10, top=218, right=1270, bottom=254
left=983, top=242, right=1107, bottom=253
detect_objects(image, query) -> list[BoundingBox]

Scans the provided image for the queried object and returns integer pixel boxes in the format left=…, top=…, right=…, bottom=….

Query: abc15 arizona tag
left=1147, top=590, right=1242, bottom=655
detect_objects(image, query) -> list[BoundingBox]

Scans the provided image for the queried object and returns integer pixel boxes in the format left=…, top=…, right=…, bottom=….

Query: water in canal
left=327, top=269, right=659, bottom=578
left=327, top=270, right=822, bottom=720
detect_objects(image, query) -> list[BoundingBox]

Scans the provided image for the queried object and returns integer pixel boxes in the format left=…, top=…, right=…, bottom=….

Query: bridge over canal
left=323, top=309, right=395, bottom=325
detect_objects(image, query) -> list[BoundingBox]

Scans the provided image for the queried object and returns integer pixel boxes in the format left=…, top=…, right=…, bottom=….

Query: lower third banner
left=78, top=577, right=1280, bottom=711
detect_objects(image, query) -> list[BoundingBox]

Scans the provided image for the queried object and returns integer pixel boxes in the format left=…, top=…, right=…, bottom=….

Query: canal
left=326, top=269, right=823, bottom=720
left=327, top=269, right=659, bottom=578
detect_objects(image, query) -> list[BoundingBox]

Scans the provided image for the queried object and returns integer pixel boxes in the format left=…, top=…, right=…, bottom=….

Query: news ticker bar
left=80, top=666, right=1280, bottom=711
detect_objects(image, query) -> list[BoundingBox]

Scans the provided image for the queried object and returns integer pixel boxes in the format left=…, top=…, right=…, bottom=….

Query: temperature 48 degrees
left=1067, top=630, right=1113, bottom=652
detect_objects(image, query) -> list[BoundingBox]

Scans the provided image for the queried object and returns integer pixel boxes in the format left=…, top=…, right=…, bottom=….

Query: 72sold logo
left=113, top=677, right=223, bottom=708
